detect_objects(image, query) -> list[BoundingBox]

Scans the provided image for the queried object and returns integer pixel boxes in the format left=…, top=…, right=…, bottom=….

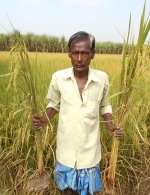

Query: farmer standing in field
left=32, top=31, right=123, bottom=195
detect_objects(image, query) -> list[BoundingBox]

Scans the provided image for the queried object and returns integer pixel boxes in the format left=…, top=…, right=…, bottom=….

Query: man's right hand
left=32, top=114, right=47, bottom=130
left=32, top=107, right=58, bottom=130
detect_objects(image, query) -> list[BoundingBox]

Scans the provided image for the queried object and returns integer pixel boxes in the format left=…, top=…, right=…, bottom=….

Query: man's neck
left=73, top=68, right=89, bottom=79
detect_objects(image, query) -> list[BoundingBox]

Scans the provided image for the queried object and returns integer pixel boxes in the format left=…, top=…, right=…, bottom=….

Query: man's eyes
left=82, top=52, right=90, bottom=55
left=71, top=52, right=90, bottom=56
left=71, top=52, right=78, bottom=55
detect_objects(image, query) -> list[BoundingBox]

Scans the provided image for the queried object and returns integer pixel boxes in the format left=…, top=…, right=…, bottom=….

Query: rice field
left=0, top=50, right=150, bottom=195
left=0, top=2, right=149, bottom=194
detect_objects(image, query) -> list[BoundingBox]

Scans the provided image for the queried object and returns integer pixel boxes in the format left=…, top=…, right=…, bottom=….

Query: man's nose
left=77, top=53, right=82, bottom=61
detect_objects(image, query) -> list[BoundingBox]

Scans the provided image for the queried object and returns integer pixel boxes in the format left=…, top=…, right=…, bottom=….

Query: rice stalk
left=9, top=30, right=44, bottom=176
left=106, top=2, right=150, bottom=194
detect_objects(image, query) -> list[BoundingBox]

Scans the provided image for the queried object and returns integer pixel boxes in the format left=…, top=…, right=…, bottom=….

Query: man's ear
left=91, top=50, right=95, bottom=59
left=68, top=51, right=71, bottom=58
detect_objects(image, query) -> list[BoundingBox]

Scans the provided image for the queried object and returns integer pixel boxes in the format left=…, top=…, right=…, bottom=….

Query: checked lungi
left=53, top=161, right=102, bottom=195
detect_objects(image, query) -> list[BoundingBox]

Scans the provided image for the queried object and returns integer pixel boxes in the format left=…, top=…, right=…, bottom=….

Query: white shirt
left=46, top=67, right=112, bottom=169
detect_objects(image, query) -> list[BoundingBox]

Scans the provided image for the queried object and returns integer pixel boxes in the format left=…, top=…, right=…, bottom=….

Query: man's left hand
left=107, top=124, right=123, bottom=140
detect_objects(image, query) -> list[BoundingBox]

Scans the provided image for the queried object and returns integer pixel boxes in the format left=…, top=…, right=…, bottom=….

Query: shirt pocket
left=84, top=99, right=100, bottom=119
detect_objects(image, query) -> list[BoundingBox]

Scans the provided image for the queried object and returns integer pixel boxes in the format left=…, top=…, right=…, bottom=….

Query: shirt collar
left=63, top=68, right=74, bottom=80
left=63, top=67, right=99, bottom=82
left=88, top=67, right=99, bottom=82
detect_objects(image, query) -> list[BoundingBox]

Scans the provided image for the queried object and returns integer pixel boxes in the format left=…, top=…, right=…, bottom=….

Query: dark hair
left=68, top=31, right=95, bottom=51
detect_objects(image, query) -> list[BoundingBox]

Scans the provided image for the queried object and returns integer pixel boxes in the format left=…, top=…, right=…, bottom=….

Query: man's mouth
left=76, top=65, right=84, bottom=68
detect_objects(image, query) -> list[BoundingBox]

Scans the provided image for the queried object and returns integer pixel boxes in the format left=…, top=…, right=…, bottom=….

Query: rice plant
left=106, top=2, right=150, bottom=194
left=0, top=3, right=150, bottom=193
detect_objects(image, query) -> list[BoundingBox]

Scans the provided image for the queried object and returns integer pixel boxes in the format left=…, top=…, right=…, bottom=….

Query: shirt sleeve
left=100, top=75, right=112, bottom=116
left=46, top=73, right=60, bottom=111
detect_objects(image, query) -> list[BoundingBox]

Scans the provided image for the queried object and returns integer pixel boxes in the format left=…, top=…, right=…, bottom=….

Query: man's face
left=68, top=39, right=95, bottom=73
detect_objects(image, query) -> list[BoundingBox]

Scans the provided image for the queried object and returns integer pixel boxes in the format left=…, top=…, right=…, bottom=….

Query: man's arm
left=32, top=107, right=58, bottom=130
left=102, top=113, right=123, bottom=140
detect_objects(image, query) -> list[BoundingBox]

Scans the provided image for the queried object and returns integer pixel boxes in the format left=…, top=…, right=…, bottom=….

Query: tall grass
left=0, top=50, right=150, bottom=194
left=0, top=8, right=150, bottom=193
left=106, top=2, right=150, bottom=194
left=0, top=50, right=73, bottom=194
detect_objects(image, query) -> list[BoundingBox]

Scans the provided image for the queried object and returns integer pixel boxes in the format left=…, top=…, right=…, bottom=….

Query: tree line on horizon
left=0, top=30, right=124, bottom=54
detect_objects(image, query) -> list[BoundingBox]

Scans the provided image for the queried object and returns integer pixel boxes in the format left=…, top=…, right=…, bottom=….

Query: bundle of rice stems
left=106, top=2, right=150, bottom=194
left=8, top=27, right=50, bottom=192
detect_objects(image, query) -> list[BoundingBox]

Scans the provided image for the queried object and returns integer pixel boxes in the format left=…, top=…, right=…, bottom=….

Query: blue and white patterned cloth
left=53, top=161, right=102, bottom=195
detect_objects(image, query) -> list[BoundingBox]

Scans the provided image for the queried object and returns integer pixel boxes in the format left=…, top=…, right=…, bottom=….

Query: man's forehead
left=70, top=40, right=91, bottom=50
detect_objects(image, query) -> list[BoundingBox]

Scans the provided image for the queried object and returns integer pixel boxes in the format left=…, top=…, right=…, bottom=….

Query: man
left=32, top=31, right=123, bottom=195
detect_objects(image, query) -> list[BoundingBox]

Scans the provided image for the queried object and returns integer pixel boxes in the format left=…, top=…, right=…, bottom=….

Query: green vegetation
left=0, top=32, right=124, bottom=54
left=0, top=49, right=150, bottom=194
left=107, top=3, right=150, bottom=194
left=0, top=2, right=149, bottom=195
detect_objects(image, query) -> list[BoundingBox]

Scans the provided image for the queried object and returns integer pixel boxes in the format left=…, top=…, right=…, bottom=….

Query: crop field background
left=0, top=1, right=149, bottom=194
left=0, top=49, right=150, bottom=195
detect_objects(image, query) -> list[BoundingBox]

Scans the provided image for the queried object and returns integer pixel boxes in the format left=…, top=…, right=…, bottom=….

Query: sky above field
left=0, top=0, right=150, bottom=43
